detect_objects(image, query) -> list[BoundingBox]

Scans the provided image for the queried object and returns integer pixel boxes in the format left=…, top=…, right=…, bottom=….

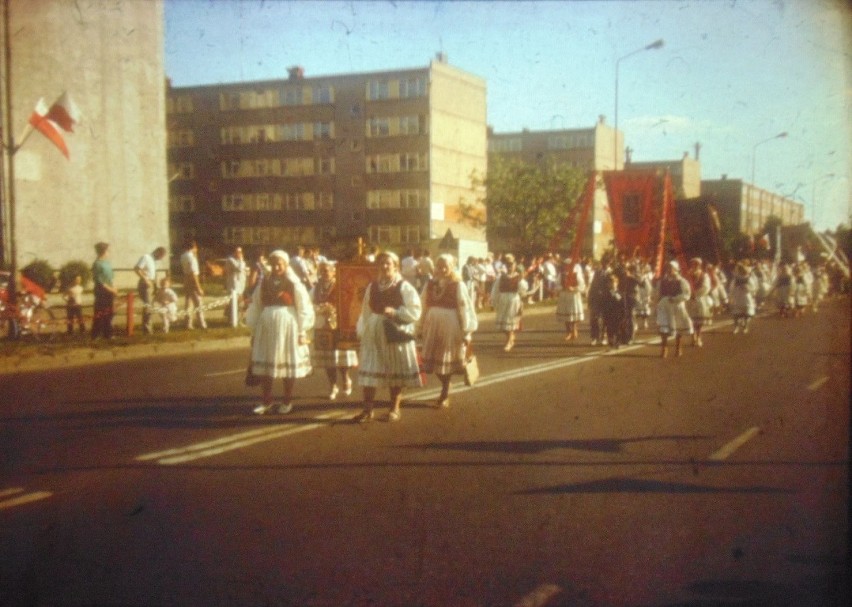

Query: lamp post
left=750, top=131, right=788, bottom=187
left=614, top=38, right=664, bottom=169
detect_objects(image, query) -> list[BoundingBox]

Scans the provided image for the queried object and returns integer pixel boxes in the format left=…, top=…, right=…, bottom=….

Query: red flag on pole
left=27, top=92, right=80, bottom=158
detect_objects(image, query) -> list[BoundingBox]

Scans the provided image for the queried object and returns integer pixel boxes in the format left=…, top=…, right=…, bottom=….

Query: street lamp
left=614, top=38, right=664, bottom=169
left=750, top=131, right=788, bottom=187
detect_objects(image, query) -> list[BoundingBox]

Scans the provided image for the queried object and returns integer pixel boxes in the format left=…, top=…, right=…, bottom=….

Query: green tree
left=460, top=156, right=586, bottom=256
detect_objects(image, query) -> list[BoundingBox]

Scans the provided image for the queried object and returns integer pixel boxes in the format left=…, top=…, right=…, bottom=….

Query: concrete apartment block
left=1, top=0, right=169, bottom=284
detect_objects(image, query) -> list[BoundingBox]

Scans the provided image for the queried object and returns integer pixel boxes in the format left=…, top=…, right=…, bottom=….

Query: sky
left=164, top=0, right=851, bottom=231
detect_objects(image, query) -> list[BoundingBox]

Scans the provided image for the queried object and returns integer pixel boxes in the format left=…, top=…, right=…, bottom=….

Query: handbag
left=463, top=343, right=479, bottom=386
left=383, top=317, right=415, bottom=343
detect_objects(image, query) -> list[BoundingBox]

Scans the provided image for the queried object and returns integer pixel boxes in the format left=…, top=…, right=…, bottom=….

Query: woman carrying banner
left=352, top=251, right=422, bottom=423
left=420, top=254, right=478, bottom=409
left=311, top=261, right=358, bottom=400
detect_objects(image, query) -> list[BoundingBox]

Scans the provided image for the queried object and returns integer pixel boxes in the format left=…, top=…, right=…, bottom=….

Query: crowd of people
left=236, top=241, right=848, bottom=421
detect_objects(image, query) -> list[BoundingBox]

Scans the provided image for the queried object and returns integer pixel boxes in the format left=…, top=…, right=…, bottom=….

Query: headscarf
left=267, top=249, right=302, bottom=284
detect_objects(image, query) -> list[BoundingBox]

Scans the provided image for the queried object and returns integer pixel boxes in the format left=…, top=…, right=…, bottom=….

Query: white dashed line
left=513, top=583, right=563, bottom=607
left=708, top=426, right=761, bottom=461
left=807, top=376, right=829, bottom=391
left=0, top=489, right=53, bottom=510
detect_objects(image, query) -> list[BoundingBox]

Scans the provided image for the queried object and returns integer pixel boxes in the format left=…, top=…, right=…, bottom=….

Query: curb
left=0, top=303, right=557, bottom=375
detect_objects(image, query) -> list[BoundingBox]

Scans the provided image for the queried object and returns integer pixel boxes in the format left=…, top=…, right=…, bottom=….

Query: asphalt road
left=1, top=297, right=849, bottom=606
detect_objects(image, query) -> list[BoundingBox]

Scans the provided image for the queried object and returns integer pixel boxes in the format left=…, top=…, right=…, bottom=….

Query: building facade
left=626, top=152, right=702, bottom=199
left=0, top=0, right=169, bottom=281
left=487, top=117, right=620, bottom=256
left=701, top=177, right=806, bottom=237
left=166, top=57, right=487, bottom=258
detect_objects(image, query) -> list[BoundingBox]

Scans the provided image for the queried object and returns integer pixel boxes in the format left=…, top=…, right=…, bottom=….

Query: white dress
left=687, top=272, right=714, bottom=321
left=655, top=274, right=694, bottom=336
left=555, top=264, right=586, bottom=322
left=357, top=277, right=423, bottom=388
left=249, top=274, right=315, bottom=379
left=420, top=279, right=479, bottom=375
left=310, top=281, right=359, bottom=369
left=491, top=272, right=528, bottom=331
left=728, top=273, right=757, bottom=317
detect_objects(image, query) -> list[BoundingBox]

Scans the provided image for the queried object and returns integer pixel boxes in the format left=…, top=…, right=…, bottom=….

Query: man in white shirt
left=224, top=246, right=248, bottom=324
left=134, top=246, right=167, bottom=334
left=180, top=240, right=207, bottom=329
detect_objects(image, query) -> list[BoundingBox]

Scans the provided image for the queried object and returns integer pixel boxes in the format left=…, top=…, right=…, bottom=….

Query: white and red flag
left=27, top=92, right=80, bottom=159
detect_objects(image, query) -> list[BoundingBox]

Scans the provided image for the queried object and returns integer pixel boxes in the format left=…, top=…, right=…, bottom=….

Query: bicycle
left=0, top=272, right=58, bottom=340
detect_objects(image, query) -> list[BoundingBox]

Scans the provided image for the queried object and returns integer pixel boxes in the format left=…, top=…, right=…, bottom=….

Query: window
left=489, top=138, right=522, bottom=152
left=312, top=85, right=333, bottom=104
left=169, top=162, right=195, bottom=180
left=399, top=116, right=421, bottom=135
left=222, top=194, right=245, bottom=211
left=318, top=157, right=335, bottom=175
left=219, top=92, right=240, bottom=111
left=399, top=77, right=426, bottom=98
left=400, top=153, right=427, bottom=172
left=281, top=157, right=314, bottom=176
left=367, top=118, right=390, bottom=137
left=169, top=195, right=196, bottom=212
left=281, top=87, right=303, bottom=106
left=314, top=122, right=333, bottom=140
left=222, top=160, right=242, bottom=178
left=279, top=123, right=306, bottom=141
left=367, top=79, right=390, bottom=101
left=317, top=192, right=334, bottom=210
left=168, top=129, right=194, bottom=148
left=168, top=95, right=193, bottom=114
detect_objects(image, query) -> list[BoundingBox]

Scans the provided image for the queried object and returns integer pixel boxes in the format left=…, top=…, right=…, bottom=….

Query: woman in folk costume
left=353, top=251, right=422, bottom=423
left=705, top=263, right=728, bottom=323
left=555, top=257, right=586, bottom=341
left=420, top=254, right=478, bottom=409
left=248, top=250, right=315, bottom=415
left=791, top=263, right=811, bottom=317
left=654, top=260, right=693, bottom=358
left=728, top=262, right=757, bottom=333
left=634, top=261, right=654, bottom=330
left=491, top=253, right=528, bottom=351
left=686, top=258, right=713, bottom=347
left=311, top=261, right=358, bottom=400
left=768, top=262, right=794, bottom=317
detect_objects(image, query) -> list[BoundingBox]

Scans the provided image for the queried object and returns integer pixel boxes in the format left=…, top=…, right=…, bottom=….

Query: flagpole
left=2, top=0, right=20, bottom=338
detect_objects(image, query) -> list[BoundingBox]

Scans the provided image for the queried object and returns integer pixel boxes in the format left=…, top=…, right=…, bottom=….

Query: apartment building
left=701, top=176, right=805, bottom=238
left=625, top=151, right=702, bottom=199
left=166, top=56, right=487, bottom=258
left=487, top=117, right=620, bottom=256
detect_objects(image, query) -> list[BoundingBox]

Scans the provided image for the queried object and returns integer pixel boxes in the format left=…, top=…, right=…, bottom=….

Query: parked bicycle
left=0, top=272, right=58, bottom=340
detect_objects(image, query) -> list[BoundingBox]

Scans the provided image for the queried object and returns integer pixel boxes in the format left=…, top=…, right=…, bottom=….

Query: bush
left=21, top=259, right=56, bottom=292
left=58, top=260, right=91, bottom=290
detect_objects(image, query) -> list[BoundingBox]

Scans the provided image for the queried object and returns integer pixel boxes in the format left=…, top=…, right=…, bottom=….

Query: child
left=64, top=275, right=86, bottom=334
left=154, top=277, right=179, bottom=333
left=601, top=274, right=626, bottom=349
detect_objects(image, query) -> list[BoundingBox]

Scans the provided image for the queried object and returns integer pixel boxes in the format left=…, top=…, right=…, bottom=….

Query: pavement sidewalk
left=0, top=301, right=555, bottom=375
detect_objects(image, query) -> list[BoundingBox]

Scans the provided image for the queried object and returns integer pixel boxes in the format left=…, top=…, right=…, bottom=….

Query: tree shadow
left=515, top=476, right=796, bottom=496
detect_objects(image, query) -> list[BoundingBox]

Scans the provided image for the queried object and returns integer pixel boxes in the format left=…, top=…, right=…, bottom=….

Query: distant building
left=626, top=151, right=702, bottom=199
left=487, top=116, right=620, bottom=256
left=166, top=56, right=487, bottom=258
left=701, top=176, right=805, bottom=238
left=0, top=0, right=169, bottom=280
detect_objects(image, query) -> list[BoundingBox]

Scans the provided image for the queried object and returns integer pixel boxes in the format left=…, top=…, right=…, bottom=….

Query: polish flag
left=28, top=93, right=80, bottom=159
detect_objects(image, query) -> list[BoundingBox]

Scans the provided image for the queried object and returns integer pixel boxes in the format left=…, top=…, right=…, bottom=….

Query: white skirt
left=656, top=297, right=694, bottom=336
left=556, top=290, right=584, bottom=322
left=251, top=306, right=312, bottom=379
left=493, top=292, right=522, bottom=331
left=358, top=312, right=422, bottom=388
left=421, top=307, right=466, bottom=376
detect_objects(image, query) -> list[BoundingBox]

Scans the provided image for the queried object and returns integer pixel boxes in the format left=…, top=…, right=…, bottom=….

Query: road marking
left=807, top=376, right=829, bottom=391
left=170, top=321, right=741, bottom=464
left=0, top=487, right=24, bottom=499
left=137, top=411, right=351, bottom=465
left=708, top=426, right=761, bottom=461
left=513, top=584, right=562, bottom=607
left=0, top=490, right=52, bottom=510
